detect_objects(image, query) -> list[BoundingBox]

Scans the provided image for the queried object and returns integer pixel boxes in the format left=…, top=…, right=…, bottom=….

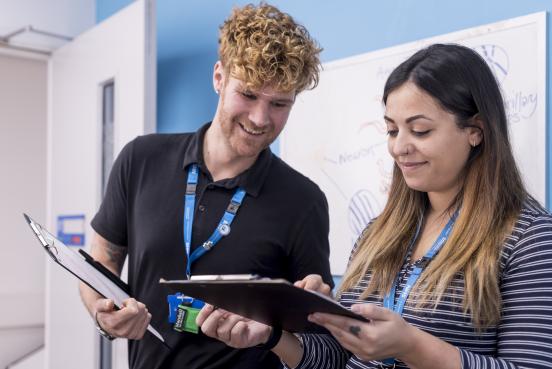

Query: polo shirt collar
left=181, top=122, right=209, bottom=170
left=181, top=122, right=273, bottom=198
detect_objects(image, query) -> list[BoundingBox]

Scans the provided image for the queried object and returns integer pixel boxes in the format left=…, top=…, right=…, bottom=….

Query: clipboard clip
left=43, top=238, right=60, bottom=263
left=189, top=274, right=261, bottom=281
left=23, top=213, right=59, bottom=263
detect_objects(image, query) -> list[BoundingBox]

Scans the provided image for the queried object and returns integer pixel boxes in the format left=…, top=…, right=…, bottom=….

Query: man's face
left=213, top=62, right=296, bottom=159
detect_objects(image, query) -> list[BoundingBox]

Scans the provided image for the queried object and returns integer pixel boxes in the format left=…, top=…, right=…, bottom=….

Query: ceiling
left=0, top=0, right=95, bottom=55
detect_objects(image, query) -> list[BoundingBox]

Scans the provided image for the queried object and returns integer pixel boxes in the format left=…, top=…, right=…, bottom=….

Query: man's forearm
left=79, top=281, right=103, bottom=316
left=78, top=232, right=127, bottom=316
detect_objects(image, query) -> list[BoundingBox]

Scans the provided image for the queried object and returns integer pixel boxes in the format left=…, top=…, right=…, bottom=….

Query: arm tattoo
left=105, top=241, right=127, bottom=269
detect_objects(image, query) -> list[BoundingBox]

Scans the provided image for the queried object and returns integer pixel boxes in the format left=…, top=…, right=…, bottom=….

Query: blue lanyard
left=183, top=164, right=246, bottom=278
left=380, top=211, right=457, bottom=367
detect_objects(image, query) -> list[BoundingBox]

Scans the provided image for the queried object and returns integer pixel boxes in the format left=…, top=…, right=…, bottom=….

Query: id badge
left=173, top=305, right=201, bottom=334
left=167, top=293, right=193, bottom=324
left=167, top=293, right=205, bottom=334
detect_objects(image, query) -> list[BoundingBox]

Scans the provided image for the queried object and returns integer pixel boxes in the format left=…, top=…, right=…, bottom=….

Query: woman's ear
left=468, top=115, right=484, bottom=147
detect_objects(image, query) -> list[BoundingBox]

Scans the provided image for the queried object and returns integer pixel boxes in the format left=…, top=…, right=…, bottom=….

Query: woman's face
left=385, top=82, right=480, bottom=197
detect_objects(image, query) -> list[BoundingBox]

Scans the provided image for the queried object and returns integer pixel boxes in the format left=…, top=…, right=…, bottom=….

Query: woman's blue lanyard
left=183, top=164, right=246, bottom=278
left=379, top=211, right=458, bottom=367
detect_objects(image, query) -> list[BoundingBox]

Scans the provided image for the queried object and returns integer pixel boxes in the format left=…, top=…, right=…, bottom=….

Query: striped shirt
left=289, top=199, right=552, bottom=369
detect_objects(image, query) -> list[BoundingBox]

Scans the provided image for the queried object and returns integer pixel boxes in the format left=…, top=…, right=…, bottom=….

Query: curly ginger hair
left=218, top=3, right=321, bottom=94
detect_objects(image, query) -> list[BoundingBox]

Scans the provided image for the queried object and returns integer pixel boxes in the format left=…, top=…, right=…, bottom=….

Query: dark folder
left=160, top=276, right=368, bottom=333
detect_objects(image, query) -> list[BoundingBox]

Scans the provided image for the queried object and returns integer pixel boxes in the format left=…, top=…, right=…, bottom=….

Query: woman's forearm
left=400, top=324, right=460, bottom=369
left=272, top=331, right=304, bottom=368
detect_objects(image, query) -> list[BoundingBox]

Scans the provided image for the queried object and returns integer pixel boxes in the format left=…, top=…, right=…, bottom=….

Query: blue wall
left=157, top=50, right=219, bottom=131
left=97, top=0, right=551, bottom=206
left=96, top=0, right=133, bottom=24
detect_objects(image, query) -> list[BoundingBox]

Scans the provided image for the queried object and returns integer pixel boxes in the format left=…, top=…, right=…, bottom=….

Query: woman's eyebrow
left=383, top=114, right=433, bottom=124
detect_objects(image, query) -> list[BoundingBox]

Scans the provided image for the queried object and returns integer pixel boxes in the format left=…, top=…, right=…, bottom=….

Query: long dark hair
left=339, top=44, right=526, bottom=328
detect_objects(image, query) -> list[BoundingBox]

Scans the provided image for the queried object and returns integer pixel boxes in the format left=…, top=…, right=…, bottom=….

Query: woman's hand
left=294, top=274, right=332, bottom=296
left=196, top=304, right=273, bottom=348
left=308, top=303, right=416, bottom=362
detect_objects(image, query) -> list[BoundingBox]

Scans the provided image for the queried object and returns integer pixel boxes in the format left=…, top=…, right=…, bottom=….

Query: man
left=79, top=3, right=333, bottom=369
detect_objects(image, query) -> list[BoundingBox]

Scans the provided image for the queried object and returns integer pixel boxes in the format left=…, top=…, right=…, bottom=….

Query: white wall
left=0, top=1, right=95, bottom=367
left=0, top=53, right=47, bottom=368
left=47, top=1, right=155, bottom=368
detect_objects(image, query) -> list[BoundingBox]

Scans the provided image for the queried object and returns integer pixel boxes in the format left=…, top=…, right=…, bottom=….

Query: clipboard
left=23, top=213, right=169, bottom=348
left=160, top=276, right=368, bottom=333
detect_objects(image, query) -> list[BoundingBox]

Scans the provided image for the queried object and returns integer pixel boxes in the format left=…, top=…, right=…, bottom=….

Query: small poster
left=57, top=214, right=85, bottom=246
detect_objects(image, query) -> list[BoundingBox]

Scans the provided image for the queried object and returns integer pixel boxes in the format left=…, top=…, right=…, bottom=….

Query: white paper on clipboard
left=23, top=213, right=168, bottom=347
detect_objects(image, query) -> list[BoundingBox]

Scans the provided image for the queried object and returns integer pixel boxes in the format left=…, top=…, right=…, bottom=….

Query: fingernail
left=351, top=305, right=360, bottom=313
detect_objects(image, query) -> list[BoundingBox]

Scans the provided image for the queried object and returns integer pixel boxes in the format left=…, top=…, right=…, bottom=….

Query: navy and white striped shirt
left=290, top=199, right=552, bottom=369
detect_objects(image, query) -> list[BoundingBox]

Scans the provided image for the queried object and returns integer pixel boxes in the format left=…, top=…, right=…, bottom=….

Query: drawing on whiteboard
left=348, top=189, right=380, bottom=241
left=322, top=120, right=387, bottom=166
left=473, top=44, right=509, bottom=83
left=358, top=119, right=387, bottom=135
left=281, top=13, right=546, bottom=275
left=324, top=141, right=387, bottom=166
left=473, top=44, right=538, bottom=125
left=320, top=167, right=348, bottom=202
left=377, top=157, right=393, bottom=194
left=505, top=90, right=538, bottom=123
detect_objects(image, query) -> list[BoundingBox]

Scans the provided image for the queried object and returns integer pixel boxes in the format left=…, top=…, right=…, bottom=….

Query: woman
left=196, top=44, right=552, bottom=369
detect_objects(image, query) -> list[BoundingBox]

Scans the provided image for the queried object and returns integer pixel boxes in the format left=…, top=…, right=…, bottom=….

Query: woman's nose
left=389, top=131, right=413, bottom=157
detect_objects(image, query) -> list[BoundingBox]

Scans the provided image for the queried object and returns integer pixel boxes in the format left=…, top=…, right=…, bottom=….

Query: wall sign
left=57, top=214, right=85, bottom=247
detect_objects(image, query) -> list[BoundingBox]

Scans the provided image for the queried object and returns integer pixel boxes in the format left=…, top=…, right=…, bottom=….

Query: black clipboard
left=77, top=248, right=131, bottom=294
left=160, top=276, right=368, bottom=333
left=23, top=213, right=169, bottom=348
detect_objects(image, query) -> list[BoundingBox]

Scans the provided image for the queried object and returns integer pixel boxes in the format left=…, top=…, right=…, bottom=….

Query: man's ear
left=213, top=61, right=225, bottom=94
left=468, top=114, right=484, bottom=147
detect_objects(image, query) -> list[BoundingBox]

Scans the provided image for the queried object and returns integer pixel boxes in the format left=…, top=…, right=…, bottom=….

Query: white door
left=46, top=1, right=156, bottom=369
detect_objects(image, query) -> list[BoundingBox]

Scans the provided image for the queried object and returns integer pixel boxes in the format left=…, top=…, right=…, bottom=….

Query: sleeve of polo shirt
left=90, top=139, right=135, bottom=247
left=287, top=192, right=334, bottom=288
left=459, top=214, right=552, bottom=369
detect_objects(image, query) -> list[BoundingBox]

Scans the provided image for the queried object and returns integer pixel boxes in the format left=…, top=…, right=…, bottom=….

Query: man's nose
left=249, top=102, right=270, bottom=127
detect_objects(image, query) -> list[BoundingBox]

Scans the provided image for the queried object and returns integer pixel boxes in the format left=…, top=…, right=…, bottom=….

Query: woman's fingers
left=351, top=303, right=391, bottom=320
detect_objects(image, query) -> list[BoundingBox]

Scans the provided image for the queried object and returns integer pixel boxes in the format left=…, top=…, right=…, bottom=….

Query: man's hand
left=94, top=298, right=151, bottom=340
left=196, top=304, right=272, bottom=348
left=294, top=274, right=332, bottom=296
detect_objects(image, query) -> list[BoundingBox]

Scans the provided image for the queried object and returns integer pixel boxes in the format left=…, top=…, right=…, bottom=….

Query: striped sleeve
left=460, top=214, right=552, bottom=369
left=283, top=334, right=350, bottom=369
left=282, top=224, right=370, bottom=369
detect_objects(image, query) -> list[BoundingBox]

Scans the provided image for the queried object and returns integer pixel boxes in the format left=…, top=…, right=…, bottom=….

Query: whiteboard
left=281, top=12, right=546, bottom=275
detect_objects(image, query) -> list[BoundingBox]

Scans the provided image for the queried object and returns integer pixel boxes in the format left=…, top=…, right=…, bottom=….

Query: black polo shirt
left=91, top=123, right=333, bottom=369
